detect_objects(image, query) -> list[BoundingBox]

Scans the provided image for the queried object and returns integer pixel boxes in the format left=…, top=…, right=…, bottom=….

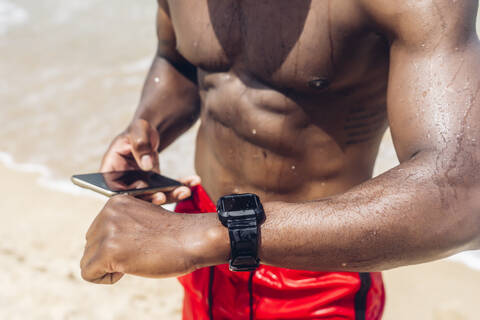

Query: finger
left=164, top=186, right=191, bottom=203
left=81, top=244, right=125, bottom=285
left=80, top=236, right=101, bottom=270
left=82, top=256, right=122, bottom=285
left=160, top=176, right=202, bottom=203
left=135, top=192, right=167, bottom=205
left=179, top=175, right=202, bottom=187
left=100, top=136, right=133, bottom=172
left=163, top=175, right=202, bottom=203
left=151, top=192, right=167, bottom=205
left=128, top=120, right=158, bottom=171
left=80, top=242, right=104, bottom=282
left=113, top=138, right=134, bottom=156
left=93, top=272, right=124, bottom=285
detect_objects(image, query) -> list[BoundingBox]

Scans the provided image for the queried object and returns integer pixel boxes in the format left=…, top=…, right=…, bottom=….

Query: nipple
left=308, top=77, right=330, bottom=90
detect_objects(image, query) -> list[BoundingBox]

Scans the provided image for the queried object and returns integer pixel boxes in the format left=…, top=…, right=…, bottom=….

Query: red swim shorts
left=175, top=185, right=385, bottom=320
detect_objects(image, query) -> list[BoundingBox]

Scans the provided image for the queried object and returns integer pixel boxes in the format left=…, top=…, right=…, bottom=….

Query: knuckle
left=132, top=138, right=150, bottom=150
left=80, top=260, right=91, bottom=281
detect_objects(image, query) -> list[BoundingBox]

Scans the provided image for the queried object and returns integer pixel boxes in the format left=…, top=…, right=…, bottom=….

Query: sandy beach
left=0, top=164, right=183, bottom=320
left=1, top=162, right=480, bottom=319
left=2, top=0, right=480, bottom=319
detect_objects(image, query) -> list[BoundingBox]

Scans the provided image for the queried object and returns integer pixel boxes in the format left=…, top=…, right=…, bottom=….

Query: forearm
left=133, top=55, right=200, bottom=151
left=256, top=150, right=480, bottom=272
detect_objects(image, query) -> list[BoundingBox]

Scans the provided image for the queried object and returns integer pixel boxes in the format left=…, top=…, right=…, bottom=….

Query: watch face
left=222, top=194, right=258, bottom=212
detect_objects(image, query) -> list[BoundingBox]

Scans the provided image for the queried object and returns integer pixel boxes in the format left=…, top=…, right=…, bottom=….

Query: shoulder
left=357, top=0, right=478, bottom=46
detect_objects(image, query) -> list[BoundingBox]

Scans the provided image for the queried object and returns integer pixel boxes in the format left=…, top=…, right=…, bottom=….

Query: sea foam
left=0, top=0, right=28, bottom=35
left=0, top=152, right=176, bottom=210
left=0, top=151, right=100, bottom=198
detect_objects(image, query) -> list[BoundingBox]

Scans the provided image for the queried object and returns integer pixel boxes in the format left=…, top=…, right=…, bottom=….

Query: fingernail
left=141, top=155, right=153, bottom=171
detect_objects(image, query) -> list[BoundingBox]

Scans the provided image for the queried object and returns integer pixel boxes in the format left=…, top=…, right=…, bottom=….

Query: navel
left=308, top=77, right=330, bottom=90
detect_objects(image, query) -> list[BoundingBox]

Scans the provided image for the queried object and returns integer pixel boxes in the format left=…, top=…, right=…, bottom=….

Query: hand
left=80, top=195, right=227, bottom=284
left=100, top=118, right=200, bottom=204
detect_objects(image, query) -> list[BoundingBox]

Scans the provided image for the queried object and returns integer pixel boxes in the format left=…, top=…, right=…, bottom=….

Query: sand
left=1, top=163, right=480, bottom=320
left=0, top=164, right=182, bottom=320
left=2, top=2, right=480, bottom=318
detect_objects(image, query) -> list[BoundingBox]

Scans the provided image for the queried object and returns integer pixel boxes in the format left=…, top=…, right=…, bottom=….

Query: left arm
left=80, top=0, right=480, bottom=283
left=258, top=0, right=480, bottom=271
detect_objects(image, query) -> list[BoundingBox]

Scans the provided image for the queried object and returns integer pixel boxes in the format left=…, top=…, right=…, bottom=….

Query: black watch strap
left=217, top=193, right=265, bottom=272
left=227, top=217, right=260, bottom=271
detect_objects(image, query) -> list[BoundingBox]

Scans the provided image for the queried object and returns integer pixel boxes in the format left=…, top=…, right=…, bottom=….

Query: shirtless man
left=80, top=0, right=480, bottom=319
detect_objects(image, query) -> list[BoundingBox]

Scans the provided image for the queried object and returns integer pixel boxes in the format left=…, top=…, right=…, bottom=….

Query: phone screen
left=72, top=170, right=182, bottom=195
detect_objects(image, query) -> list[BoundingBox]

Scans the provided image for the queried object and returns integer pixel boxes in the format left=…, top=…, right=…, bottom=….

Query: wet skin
left=167, top=0, right=390, bottom=202
left=81, top=0, right=480, bottom=284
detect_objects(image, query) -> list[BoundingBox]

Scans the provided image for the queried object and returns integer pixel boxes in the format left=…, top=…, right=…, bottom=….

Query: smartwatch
left=217, top=193, right=265, bottom=271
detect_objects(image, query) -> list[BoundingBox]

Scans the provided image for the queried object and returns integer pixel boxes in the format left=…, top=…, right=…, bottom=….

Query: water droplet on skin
left=291, top=165, right=296, bottom=170
left=308, top=77, right=330, bottom=90
left=154, top=77, right=160, bottom=83
left=341, top=262, right=347, bottom=267
left=233, top=188, right=240, bottom=193
left=321, top=182, right=326, bottom=186
left=252, top=129, right=257, bottom=135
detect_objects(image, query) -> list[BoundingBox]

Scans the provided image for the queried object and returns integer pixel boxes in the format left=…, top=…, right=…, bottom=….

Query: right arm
left=133, top=0, right=200, bottom=151
left=100, top=0, right=200, bottom=204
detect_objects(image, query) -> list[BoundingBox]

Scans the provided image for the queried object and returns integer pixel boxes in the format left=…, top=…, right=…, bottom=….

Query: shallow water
left=2, top=0, right=480, bottom=270
left=0, top=0, right=197, bottom=182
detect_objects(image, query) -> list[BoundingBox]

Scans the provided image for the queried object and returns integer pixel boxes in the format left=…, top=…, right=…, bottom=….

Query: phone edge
left=71, top=176, right=115, bottom=197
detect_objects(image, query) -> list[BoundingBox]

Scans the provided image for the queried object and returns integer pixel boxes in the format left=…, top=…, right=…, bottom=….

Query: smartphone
left=71, top=170, right=183, bottom=197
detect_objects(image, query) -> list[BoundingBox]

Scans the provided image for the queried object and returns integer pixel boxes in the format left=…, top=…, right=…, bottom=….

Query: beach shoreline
left=1, top=162, right=480, bottom=319
left=3, top=1, right=480, bottom=318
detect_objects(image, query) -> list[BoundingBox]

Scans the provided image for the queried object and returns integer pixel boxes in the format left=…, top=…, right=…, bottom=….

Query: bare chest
left=167, top=0, right=386, bottom=91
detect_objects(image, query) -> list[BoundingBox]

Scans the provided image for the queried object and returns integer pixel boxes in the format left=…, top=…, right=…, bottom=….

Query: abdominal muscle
left=194, top=72, right=387, bottom=203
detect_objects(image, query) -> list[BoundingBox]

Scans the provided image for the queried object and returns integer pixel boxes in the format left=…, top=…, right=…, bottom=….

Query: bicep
left=372, top=0, right=480, bottom=162
left=388, top=38, right=480, bottom=161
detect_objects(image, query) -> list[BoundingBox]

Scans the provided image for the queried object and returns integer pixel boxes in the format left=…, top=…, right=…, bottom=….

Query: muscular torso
left=167, top=0, right=390, bottom=202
